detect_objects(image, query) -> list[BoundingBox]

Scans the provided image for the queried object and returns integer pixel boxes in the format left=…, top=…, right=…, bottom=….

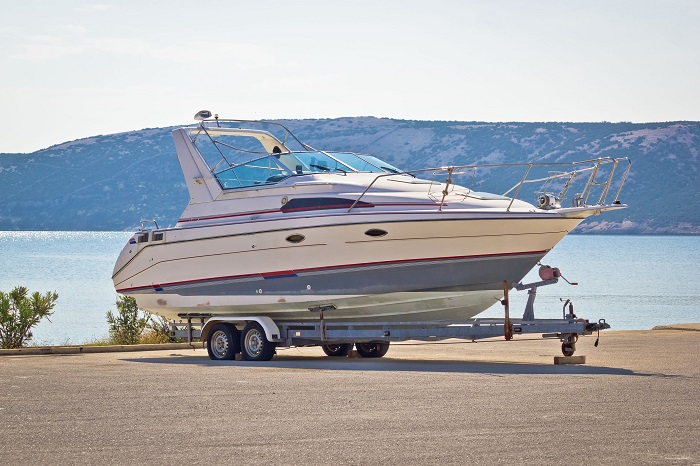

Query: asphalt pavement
left=1, top=327, right=699, bottom=465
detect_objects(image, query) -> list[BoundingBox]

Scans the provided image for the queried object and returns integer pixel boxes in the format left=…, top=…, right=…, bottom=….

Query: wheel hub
left=245, top=330, right=263, bottom=356
left=211, top=330, right=229, bottom=358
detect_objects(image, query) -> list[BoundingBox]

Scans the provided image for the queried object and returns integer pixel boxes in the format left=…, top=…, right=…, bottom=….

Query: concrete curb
left=0, top=342, right=200, bottom=356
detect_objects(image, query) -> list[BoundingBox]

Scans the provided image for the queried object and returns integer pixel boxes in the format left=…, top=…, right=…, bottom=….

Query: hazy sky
left=1, top=0, right=698, bottom=153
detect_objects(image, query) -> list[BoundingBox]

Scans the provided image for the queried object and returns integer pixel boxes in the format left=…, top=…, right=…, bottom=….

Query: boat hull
left=113, top=214, right=582, bottom=322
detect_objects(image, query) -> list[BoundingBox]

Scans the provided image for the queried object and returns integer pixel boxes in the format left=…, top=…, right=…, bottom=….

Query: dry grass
left=81, top=330, right=171, bottom=346
left=137, top=329, right=171, bottom=345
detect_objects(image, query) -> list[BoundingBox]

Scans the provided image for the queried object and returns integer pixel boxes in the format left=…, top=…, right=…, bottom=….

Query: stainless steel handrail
left=187, top=116, right=632, bottom=214
left=347, top=157, right=631, bottom=213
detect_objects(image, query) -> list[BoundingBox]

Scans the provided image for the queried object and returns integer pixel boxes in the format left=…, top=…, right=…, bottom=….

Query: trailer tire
left=355, top=342, right=390, bottom=358
left=207, top=323, right=239, bottom=360
left=321, top=343, right=353, bottom=357
left=241, top=322, right=276, bottom=361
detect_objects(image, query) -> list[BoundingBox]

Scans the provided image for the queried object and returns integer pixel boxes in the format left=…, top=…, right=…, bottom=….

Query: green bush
left=106, top=295, right=150, bottom=345
left=106, top=295, right=172, bottom=345
left=0, top=286, right=59, bottom=349
left=140, top=314, right=172, bottom=344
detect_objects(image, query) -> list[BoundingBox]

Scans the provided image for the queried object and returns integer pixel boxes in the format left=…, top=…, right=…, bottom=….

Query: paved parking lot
left=1, top=328, right=699, bottom=465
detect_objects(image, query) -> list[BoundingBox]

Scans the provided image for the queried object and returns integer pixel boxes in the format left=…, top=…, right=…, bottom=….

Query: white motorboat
left=112, top=111, right=630, bottom=323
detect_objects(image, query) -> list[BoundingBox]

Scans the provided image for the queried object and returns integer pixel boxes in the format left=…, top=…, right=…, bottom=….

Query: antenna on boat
left=194, top=110, right=212, bottom=121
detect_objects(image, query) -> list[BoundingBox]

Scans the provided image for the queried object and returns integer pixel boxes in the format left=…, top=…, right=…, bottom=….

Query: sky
left=1, top=0, right=698, bottom=153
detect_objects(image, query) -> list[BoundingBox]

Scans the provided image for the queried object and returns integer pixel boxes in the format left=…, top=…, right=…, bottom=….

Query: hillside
left=1, top=118, right=698, bottom=233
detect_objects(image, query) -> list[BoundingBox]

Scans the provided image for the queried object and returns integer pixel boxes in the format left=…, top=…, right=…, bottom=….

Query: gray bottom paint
left=131, top=252, right=545, bottom=298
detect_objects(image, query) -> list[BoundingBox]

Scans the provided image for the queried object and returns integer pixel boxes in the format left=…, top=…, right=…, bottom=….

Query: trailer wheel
left=322, top=343, right=353, bottom=357
left=561, top=342, right=576, bottom=357
left=207, top=323, right=239, bottom=360
left=355, top=342, right=390, bottom=358
left=240, top=322, right=276, bottom=361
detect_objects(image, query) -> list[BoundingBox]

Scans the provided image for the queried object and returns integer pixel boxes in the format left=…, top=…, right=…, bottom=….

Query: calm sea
left=0, top=231, right=698, bottom=345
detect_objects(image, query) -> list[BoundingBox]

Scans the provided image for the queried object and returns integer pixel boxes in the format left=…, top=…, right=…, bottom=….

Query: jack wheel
left=562, top=342, right=576, bottom=357
left=355, top=342, right=390, bottom=358
left=207, top=323, right=239, bottom=360
left=322, top=343, right=353, bottom=357
left=240, top=322, right=276, bottom=361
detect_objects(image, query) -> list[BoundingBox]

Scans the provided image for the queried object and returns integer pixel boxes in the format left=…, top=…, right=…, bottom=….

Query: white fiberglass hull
left=113, top=213, right=584, bottom=322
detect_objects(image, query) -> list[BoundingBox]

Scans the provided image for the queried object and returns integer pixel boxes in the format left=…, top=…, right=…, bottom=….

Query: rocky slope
left=1, top=118, right=698, bottom=233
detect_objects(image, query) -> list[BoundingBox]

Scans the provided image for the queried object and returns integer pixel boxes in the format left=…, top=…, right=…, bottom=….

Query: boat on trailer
left=112, top=111, right=630, bottom=360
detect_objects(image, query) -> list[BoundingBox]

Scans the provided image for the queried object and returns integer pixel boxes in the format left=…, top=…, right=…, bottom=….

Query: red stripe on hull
left=116, top=249, right=546, bottom=293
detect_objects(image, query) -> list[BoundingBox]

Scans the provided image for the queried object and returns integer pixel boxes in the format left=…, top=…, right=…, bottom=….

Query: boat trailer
left=169, top=264, right=610, bottom=361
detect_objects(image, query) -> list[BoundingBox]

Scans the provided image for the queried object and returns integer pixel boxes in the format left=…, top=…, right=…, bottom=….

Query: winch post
left=522, top=288, right=537, bottom=321
left=514, top=265, right=563, bottom=321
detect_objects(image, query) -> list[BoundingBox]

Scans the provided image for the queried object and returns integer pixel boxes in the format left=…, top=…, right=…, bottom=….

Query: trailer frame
left=170, top=313, right=607, bottom=360
left=169, top=272, right=610, bottom=361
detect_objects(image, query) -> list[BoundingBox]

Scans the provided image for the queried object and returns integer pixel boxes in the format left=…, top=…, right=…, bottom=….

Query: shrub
left=140, top=314, right=172, bottom=344
left=106, top=295, right=150, bottom=345
left=106, top=295, right=172, bottom=345
left=0, top=286, right=59, bottom=349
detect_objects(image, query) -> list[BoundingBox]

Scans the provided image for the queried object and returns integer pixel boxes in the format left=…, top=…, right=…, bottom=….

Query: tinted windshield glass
left=278, top=151, right=404, bottom=174
left=329, top=152, right=383, bottom=172
left=215, top=156, right=292, bottom=189
left=356, top=154, right=402, bottom=174
left=281, top=152, right=353, bottom=173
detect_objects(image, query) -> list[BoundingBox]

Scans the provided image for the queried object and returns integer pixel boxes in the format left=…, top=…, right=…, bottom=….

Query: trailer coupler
left=586, top=319, right=611, bottom=348
left=586, top=319, right=611, bottom=333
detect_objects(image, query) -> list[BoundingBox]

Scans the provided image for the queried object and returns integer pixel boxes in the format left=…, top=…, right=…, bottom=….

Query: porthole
left=286, top=234, right=306, bottom=244
left=365, top=228, right=388, bottom=238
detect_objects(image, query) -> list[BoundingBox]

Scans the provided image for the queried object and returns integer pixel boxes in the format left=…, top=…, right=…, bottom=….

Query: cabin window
left=281, top=198, right=374, bottom=213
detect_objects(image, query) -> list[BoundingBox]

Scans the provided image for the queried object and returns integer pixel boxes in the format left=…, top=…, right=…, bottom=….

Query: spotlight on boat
left=538, top=193, right=561, bottom=210
left=194, top=110, right=212, bottom=121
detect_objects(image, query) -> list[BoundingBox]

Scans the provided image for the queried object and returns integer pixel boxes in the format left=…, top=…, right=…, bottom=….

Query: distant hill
left=1, top=118, right=698, bottom=234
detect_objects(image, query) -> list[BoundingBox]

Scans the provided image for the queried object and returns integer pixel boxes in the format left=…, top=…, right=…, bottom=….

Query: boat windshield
left=215, top=155, right=293, bottom=189
left=270, top=151, right=403, bottom=175
left=351, top=154, right=402, bottom=174
left=328, top=152, right=389, bottom=172
left=189, top=119, right=405, bottom=189
left=213, top=150, right=403, bottom=188
left=282, top=151, right=354, bottom=173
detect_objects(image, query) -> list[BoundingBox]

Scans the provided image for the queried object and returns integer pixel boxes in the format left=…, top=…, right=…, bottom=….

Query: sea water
left=0, top=231, right=132, bottom=345
left=0, top=231, right=698, bottom=345
left=477, top=235, right=700, bottom=329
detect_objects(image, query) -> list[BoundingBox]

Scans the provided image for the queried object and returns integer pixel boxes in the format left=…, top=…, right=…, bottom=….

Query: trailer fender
left=201, top=316, right=282, bottom=344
